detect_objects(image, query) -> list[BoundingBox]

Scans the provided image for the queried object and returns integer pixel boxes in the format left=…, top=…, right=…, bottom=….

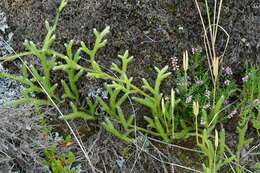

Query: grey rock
left=0, top=9, right=21, bottom=105
left=0, top=11, right=8, bottom=33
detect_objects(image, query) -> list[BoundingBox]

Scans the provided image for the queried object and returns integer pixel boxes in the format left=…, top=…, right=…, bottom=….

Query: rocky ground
left=1, top=0, right=259, bottom=72
left=0, top=10, right=21, bottom=105
left=0, top=0, right=259, bottom=172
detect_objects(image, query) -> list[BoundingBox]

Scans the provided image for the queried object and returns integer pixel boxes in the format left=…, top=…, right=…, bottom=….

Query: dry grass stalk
left=194, top=0, right=230, bottom=105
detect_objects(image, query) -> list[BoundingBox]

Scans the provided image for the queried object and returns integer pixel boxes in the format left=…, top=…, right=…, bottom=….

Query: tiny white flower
left=224, top=80, right=230, bottom=86
left=178, top=26, right=184, bottom=30
left=186, top=95, right=192, bottom=103
left=228, top=110, right=238, bottom=119
left=196, top=80, right=204, bottom=85
left=224, top=66, right=233, bottom=75
left=200, top=119, right=206, bottom=126
left=205, top=90, right=211, bottom=99
left=203, top=103, right=211, bottom=109
left=242, top=75, right=249, bottom=82
left=171, top=56, right=179, bottom=71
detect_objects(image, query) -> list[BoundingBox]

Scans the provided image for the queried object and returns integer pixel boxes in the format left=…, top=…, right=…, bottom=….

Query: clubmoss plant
left=62, top=100, right=98, bottom=121
left=0, top=0, right=226, bottom=145
left=54, top=40, right=84, bottom=101
left=43, top=145, right=76, bottom=173
left=132, top=66, right=173, bottom=142
left=77, top=29, right=194, bottom=142
left=198, top=129, right=235, bottom=173
left=97, top=85, right=135, bottom=142
left=0, top=1, right=259, bottom=172
left=234, top=65, right=259, bottom=172
left=1, top=23, right=217, bottom=144
left=240, top=66, right=260, bottom=130
left=235, top=116, right=253, bottom=173
left=0, top=0, right=69, bottom=106
left=0, top=68, right=52, bottom=106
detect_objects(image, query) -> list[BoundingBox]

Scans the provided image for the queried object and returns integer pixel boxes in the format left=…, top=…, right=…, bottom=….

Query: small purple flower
left=186, top=95, right=192, bottom=103
left=171, top=56, right=179, bottom=71
left=224, top=66, right=233, bottom=75
left=242, top=75, right=249, bottom=82
left=191, top=47, right=202, bottom=54
left=192, top=48, right=196, bottom=54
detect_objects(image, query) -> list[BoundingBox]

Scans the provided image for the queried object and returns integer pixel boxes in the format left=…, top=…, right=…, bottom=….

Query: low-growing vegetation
left=0, top=0, right=259, bottom=172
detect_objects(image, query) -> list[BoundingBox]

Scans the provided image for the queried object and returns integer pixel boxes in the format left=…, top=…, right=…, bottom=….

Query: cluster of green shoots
left=0, top=0, right=259, bottom=172
left=43, top=144, right=76, bottom=173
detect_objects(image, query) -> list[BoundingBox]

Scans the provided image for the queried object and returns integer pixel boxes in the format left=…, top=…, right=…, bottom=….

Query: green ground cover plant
left=0, top=0, right=259, bottom=172
left=43, top=144, right=76, bottom=173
